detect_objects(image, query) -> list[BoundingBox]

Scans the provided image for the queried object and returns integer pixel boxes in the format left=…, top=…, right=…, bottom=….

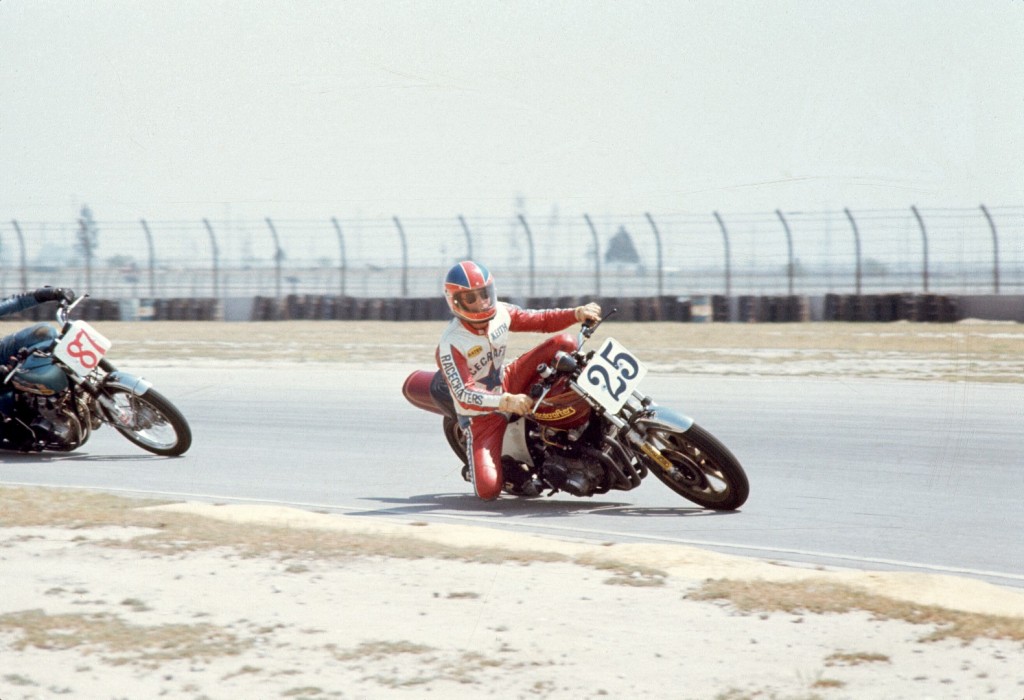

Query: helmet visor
left=453, top=284, right=496, bottom=315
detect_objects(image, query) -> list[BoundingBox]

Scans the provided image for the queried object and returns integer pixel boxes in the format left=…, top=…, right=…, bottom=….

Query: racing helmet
left=444, top=260, right=497, bottom=323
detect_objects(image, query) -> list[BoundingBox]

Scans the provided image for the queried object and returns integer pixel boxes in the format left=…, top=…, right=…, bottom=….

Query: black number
left=599, top=343, right=639, bottom=380
left=586, top=365, right=627, bottom=400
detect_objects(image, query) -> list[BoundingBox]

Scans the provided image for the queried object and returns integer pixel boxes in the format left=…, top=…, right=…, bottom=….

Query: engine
left=529, top=423, right=610, bottom=497
left=9, top=394, right=87, bottom=452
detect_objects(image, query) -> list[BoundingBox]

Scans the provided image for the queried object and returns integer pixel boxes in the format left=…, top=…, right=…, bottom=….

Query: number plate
left=53, top=321, right=112, bottom=377
left=577, top=338, right=648, bottom=414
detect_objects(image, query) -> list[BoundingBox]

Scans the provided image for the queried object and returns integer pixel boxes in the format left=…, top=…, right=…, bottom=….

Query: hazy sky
left=2, top=1, right=1022, bottom=222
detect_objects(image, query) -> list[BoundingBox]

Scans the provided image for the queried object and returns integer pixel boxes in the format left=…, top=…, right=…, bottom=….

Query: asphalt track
left=1, top=363, right=1021, bottom=589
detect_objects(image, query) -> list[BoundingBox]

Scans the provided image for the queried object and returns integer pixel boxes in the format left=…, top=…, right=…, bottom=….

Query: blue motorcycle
left=1, top=295, right=191, bottom=456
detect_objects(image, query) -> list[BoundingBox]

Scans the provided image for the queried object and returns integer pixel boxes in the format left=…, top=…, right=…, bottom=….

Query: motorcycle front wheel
left=98, top=387, right=192, bottom=457
left=645, top=422, right=748, bottom=510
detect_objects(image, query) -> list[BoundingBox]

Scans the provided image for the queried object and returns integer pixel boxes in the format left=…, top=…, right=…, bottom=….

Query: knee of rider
left=30, top=324, right=57, bottom=341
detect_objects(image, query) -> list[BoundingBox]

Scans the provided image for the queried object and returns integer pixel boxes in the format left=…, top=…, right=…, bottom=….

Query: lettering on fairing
left=534, top=406, right=577, bottom=422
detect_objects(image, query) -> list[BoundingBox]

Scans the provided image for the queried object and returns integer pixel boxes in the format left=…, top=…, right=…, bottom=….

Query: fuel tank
left=10, top=353, right=68, bottom=396
left=531, top=378, right=591, bottom=430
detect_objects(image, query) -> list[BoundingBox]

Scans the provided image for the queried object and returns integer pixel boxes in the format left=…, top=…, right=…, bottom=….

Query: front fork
left=570, top=380, right=693, bottom=473
left=72, top=361, right=154, bottom=429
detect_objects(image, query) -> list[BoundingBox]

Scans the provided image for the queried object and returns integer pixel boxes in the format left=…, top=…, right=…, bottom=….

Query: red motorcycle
left=403, top=314, right=749, bottom=510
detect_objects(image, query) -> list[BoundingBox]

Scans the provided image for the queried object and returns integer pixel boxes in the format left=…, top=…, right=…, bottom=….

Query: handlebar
left=579, top=307, right=616, bottom=343
left=56, top=294, right=89, bottom=326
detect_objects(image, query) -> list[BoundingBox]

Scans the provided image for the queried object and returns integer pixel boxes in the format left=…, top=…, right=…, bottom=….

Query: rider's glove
left=33, top=287, right=75, bottom=303
left=574, top=302, right=602, bottom=324
left=498, top=393, right=533, bottom=416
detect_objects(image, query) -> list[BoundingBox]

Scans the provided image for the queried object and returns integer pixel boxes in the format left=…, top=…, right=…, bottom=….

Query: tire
left=442, top=415, right=468, bottom=464
left=99, top=387, right=192, bottom=456
left=644, top=422, right=749, bottom=510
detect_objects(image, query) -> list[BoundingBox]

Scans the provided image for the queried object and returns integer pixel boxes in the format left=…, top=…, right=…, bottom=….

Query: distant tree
left=863, top=258, right=889, bottom=276
left=78, top=205, right=100, bottom=258
left=78, top=205, right=101, bottom=289
left=605, top=226, right=640, bottom=264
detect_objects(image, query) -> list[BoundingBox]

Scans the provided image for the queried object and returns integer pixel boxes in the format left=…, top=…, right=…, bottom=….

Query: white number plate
left=53, top=321, right=112, bottom=377
left=577, top=337, right=648, bottom=414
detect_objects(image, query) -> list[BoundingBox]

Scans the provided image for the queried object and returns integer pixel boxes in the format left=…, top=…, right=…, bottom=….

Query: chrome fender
left=636, top=404, right=695, bottom=433
left=102, top=371, right=153, bottom=396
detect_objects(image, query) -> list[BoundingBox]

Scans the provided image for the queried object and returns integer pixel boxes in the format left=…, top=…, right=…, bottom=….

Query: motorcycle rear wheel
left=645, top=422, right=748, bottom=510
left=99, top=387, right=192, bottom=457
left=442, top=415, right=468, bottom=464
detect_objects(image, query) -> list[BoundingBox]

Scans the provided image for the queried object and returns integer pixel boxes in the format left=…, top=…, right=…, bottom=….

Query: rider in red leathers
left=436, top=261, right=601, bottom=500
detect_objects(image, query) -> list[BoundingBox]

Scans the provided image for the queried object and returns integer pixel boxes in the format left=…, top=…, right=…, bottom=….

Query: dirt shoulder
left=4, top=318, right=1021, bottom=382
left=1, top=487, right=1023, bottom=699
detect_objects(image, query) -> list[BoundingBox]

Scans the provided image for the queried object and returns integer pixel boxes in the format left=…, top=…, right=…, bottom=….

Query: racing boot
left=501, top=457, right=543, bottom=497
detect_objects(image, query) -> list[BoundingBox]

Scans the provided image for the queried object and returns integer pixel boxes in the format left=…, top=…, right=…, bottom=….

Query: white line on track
left=8, top=481, right=1024, bottom=586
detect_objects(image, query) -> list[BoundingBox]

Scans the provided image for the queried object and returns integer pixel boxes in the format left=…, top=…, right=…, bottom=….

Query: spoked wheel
left=99, top=388, right=192, bottom=456
left=645, top=422, right=748, bottom=510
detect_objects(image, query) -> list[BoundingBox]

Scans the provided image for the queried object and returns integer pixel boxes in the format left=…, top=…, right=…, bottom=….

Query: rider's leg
left=502, top=332, right=578, bottom=394
left=464, top=413, right=507, bottom=501
left=0, top=324, right=57, bottom=362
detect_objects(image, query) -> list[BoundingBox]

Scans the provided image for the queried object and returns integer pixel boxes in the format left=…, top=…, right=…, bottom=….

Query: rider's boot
left=501, top=457, right=543, bottom=497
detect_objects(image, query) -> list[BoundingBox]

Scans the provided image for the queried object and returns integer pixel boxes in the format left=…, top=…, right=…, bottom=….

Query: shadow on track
left=0, top=452, right=178, bottom=463
left=356, top=492, right=735, bottom=520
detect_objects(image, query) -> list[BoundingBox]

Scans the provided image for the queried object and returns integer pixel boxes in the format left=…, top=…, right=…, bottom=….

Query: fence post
left=516, top=214, right=536, bottom=297
left=264, top=217, right=284, bottom=300
left=910, top=206, right=930, bottom=292
left=582, top=213, right=602, bottom=297
left=139, top=219, right=157, bottom=297
left=979, top=204, right=1000, bottom=294
left=392, top=217, right=409, bottom=297
left=330, top=217, right=348, bottom=296
left=10, top=220, right=28, bottom=290
left=202, top=219, right=221, bottom=298
left=643, top=212, right=665, bottom=297
left=457, top=215, right=475, bottom=260
left=843, top=208, right=863, bottom=295
left=775, top=210, right=795, bottom=295
left=712, top=211, right=732, bottom=297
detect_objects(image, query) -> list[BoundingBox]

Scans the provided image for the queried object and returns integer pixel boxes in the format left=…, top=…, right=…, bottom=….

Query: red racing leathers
left=436, top=302, right=579, bottom=500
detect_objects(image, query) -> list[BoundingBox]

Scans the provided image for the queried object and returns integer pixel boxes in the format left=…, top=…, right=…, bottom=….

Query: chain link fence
left=3, top=206, right=1022, bottom=302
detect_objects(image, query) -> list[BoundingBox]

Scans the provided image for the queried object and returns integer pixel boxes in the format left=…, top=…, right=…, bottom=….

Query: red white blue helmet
left=444, top=260, right=497, bottom=323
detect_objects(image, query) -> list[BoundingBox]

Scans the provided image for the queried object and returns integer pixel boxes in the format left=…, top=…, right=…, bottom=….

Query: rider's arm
left=435, top=342, right=504, bottom=414
left=0, top=288, right=75, bottom=320
left=505, top=305, right=579, bottom=333
left=0, top=292, right=40, bottom=319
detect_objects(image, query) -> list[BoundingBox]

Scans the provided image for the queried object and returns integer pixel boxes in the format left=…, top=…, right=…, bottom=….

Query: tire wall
left=4, top=294, right=1020, bottom=323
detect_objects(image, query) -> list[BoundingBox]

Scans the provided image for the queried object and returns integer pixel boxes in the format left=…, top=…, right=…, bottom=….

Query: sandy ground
left=1, top=320, right=1022, bottom=699
left=1, top=499, right=1023, bottom=700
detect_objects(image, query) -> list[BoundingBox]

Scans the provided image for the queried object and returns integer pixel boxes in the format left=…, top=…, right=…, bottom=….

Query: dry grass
left=5, top=486, right=1024, bottom=655
left=824, top=651, right=890, bottom=666
left=0, top=486, right=662, bottom=584
left=0, top=608, right=250, bottom=666
left=688, top=578, right=1024, bottom=643
left=1, top=319, right=1020, bottom=381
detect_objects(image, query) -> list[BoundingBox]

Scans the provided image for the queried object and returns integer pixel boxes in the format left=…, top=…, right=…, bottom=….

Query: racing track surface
left=1, top=364, right=1021, bottom=589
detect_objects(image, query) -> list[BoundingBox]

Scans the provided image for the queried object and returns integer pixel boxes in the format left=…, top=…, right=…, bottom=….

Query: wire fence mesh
left=3, top=205, right=1022, bottom=300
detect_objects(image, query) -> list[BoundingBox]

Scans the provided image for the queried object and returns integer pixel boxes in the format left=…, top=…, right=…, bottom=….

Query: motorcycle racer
left=436, top=260, right=600, bottom=500
left=0, top=287, right=76, bottom=422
